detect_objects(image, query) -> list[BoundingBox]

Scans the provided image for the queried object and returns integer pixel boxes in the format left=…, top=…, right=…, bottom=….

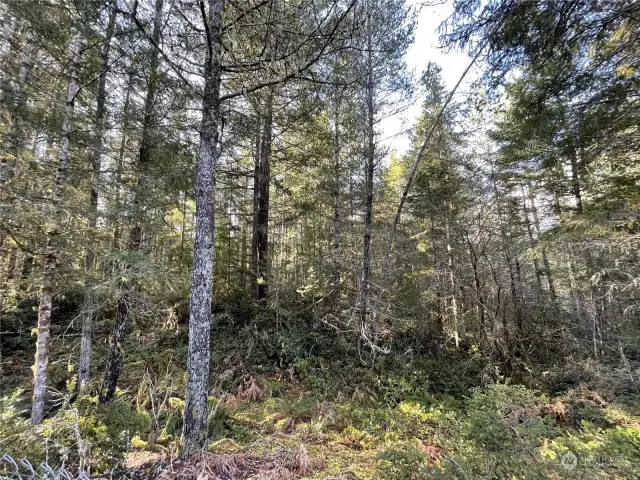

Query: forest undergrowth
left=2, top=296, right=639, bottom=479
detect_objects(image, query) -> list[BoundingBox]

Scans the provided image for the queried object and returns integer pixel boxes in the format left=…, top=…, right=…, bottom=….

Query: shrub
left=376, top=441, right=427, bottom=480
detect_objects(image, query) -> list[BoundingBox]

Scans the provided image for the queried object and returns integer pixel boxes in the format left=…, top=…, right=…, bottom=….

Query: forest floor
left=2, top=298, right=640, bottom=479
left=111, top=380, right=640, bottom=480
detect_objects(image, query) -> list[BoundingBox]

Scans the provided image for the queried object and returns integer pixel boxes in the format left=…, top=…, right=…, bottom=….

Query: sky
left=383, top=0, right=475, bottom=154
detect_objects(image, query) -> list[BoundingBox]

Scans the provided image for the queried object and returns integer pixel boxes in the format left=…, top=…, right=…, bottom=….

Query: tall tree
left=31, top=34, right=82, bottom=425
left=182, top=0, right=224, bottom=456
left=78, top=1, right=117, bottom=393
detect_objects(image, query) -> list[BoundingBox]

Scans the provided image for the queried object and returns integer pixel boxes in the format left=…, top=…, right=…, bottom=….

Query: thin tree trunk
left=241, top=176, right=249, bottom=291
left=78, top=4, right=117, bottom=392
left=112, top=70, right=135, bottom=251
left=468, top=241, right=486, bottom=330
left=179, top=189, right=188, bottom=272
left=251, top=91, right=273, bottom=300
left=332, top=103, right=342, bottom=312
left=492, top=177, right=522, bottom=333
left=0, top=32, right=36, bottom=184
left=521, top=184, right=544, bottom=292
left=182, top=0, right=224, bottom=456
left=360, top=14, right=375, bottom=338
left=251, top=120, right=261, bottom=294
left=570, top=151, right=603, bottom=356
left=0, top=33, right=37, bottom=291
left=528, top=181, right=556, bottom=299
left=31, top=35, right=82, bottom=424
left=445, top=215, right=459, bottom=346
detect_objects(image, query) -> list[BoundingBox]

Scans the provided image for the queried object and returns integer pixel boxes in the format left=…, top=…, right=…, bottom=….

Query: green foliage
left=0, top=390, right=46, bottom=463
left=60, top=397, right=151, bottom=471
left=376, top=441, right=428, bottom=480
left=369, top=357, right=430, bottom=406
left=0, top=393, right=150, bottom=473
left=466, top=384, right=552, bottom=450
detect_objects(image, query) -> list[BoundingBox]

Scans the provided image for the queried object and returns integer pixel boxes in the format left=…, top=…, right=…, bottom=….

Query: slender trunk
left=227, top=196, right=233, bottom=293
left=251, top=121, right=261, bottom=294
left=445, top=215, right=459, bottom=346
left=31, top=35, right=82, bottom=424
left=241, top=176, right=249, bottom=291
left=251, top=92, right=273, bottom=300
left=492, top=178, right=522, bottom=333
left=112, top=70, right=135, bottom=251
left=332, top=103, right=342, bottom=312
left=360, top=18, right=375, bottom=337
left=99, top=296, right=127, bottom=402
left=182, top=0, right=224, bottom=456
left=78, top=4, right=117, bottom=392
left=179, top=190, right=188, bottom=272
left=569, top=153, right=584, bottom=215
left=528, top=181, right=556, bottom=299
left=521, top=184, right=543, bottom=292
left=570, top=151, right=603, bottom=356
left=468, top=242, right=486, bottom=329
left=1, top=32, right=36, bottom=184
left=101, top=0, right=163, bottom=403
left=0, top=33, right=37, bottom=295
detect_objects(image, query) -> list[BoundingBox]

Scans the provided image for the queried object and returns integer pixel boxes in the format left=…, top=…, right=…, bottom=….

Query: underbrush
left=2, top=300, right=639, bottom=478
left=3, top=367, right=639, bottom=479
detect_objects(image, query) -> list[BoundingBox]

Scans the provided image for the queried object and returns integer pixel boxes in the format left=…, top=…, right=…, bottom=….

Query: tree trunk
left=521, top=184, right=544, bottom=292
left=78, top=4, right=117, bottom=392
left=31, top=35, right=82, bottom=424
left=332, top=103, right=342, bottom=312
left=0, top=31, right=36, bottom=184
left=570, top=151, right=603, bottom=356
left=492, top=177, right=522, bottom=333
left=100, top=0, right=163, bottom=403
left=528, top=181, right=556, bottom=299
left=251, top=91, right=273, bottom=300
left=182, top=0, right=224, bottom=456
left=112, top=70, right=135, bottom=251
left=360, top=17, right=375, bottom=338
left=445, top=215, right=459, bottom=346
left=241, top=175, right=249, bottom=291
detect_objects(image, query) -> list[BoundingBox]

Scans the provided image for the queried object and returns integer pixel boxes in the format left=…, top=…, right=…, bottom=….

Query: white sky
left=383, top=0, right=476, bottom=155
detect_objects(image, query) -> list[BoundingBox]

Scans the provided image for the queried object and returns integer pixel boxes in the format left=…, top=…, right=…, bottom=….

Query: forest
left=0, top=0, right=639, bottom=478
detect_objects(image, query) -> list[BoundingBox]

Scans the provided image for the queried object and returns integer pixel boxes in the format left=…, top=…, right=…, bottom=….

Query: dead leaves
left=237, top=376, right=263, bottom=403
left=131, top=446, right=323, bottom=480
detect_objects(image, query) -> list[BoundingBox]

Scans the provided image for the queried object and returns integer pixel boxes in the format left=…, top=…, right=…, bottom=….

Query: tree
left=32, top=33, right=82, bottom=425
left=78, top=0, right=117, bottom=393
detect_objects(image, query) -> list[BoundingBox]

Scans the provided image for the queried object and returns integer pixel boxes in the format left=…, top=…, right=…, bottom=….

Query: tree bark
left=527, top=181, right=556, bottom=299
left=111, top=70, right=135, bottom=251
left=182, top=0, right=224, bottom=456
left=492, top=177, right=522, bottom=333
left=78, top=3, right=117, bottom=392
left=0, top=31, right=36, bottom=184
left=251, top=91, right=273, bottom=300
left=445, top=215, right=459, bottom=346
left=0, top=32, right=37, bottom=290
left=360, top=13, right=375, bottom=338
left=331, top=102, right=342, bottom=312
left=31, top=35, right=82, bottom=424
left=521, top=184, right=544, bottom=292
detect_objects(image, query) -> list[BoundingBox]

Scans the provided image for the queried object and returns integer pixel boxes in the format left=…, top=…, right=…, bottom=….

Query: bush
left=0, top=390, right=47, bottom=466
left=56, top=397, right=151, bottom=472
left=376, top=441, right=427, bottom=480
